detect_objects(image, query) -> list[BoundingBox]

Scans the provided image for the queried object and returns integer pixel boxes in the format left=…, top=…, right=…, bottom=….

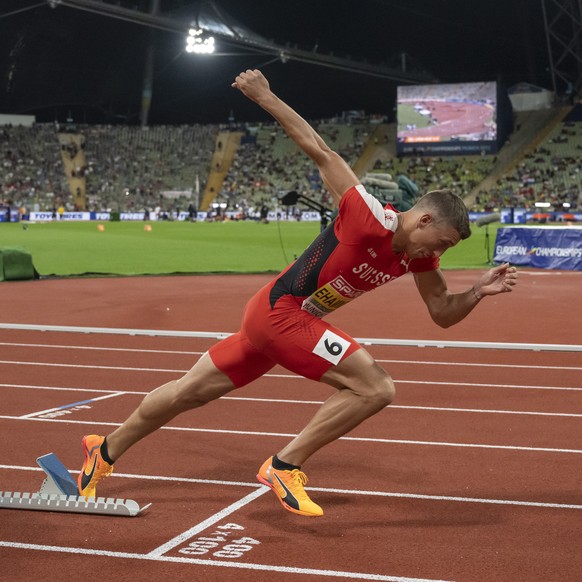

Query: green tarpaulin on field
left=0, top=248, right=37, bottom=281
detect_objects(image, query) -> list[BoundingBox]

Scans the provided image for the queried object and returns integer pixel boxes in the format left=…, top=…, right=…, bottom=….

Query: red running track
left=0, top=270, right=581, bottom=581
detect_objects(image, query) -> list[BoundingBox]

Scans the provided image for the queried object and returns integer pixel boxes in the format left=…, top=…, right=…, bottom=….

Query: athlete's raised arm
left=232, top=69, right=359, bottom=204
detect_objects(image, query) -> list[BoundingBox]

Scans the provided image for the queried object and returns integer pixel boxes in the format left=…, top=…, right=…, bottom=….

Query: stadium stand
left=1, top=124, right=67, bottom=214
left=2, top=106, right=581, bottom=218
left=470, top=105, right=582, bottom=211
left=215, top=120, right=372, bottom=216
left=81, top=124, right=218, bottom=213
left=1, top=123, right=219, bottom=215
left=374, top=155, right=496, bottom=201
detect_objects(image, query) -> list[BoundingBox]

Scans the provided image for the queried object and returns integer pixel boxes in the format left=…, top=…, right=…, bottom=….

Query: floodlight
left=534, top=202, right=551, bottom=208
left=185, top=28, right=215, bottom=54
left=563, top=202, right=571, bottom=208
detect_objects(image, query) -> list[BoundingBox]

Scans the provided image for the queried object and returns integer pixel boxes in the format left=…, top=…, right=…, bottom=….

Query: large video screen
left=396, top=81, right=498, bottom=155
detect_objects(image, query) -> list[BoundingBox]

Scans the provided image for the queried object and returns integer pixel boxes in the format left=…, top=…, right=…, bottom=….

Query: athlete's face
left=406, top=215, right=461, bottom=259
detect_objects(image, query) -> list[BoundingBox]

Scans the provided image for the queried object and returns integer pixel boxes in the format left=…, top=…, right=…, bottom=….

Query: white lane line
left=147, top=487, right=269, bottom=558
left=3, top=464, right=582, bottom=511
left=0, top=542, right=451, bottom=582
left=0, top=360, right=183, bottom=372
left=312, top=487, right=582, bottom=510
left=400, top=380, right=582, bottom=391
left=5, top=382, right=582, bottom=418
left=1, top=415, right=581, bottom=455
left=1, top=464, right=258, bottom=489
left=378, top=359, right=582, bottom=372
left=225, top=399, right=582, bottom=419
left=1, top=322, right=581, bottom=352
left=0, top=342, right=203, bottom=355
left=390, top=405, right=582, bottom=418
left=19, top=391, right=125, bottom=419
left=0, top=361, right=580, bottom=392
left=1, top=341, right=580, bottom=372
left=0, top=383, right=127, bottom=394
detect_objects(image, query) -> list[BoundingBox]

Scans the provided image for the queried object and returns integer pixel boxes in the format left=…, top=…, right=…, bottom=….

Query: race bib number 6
left=313, top=330, right=352, bottom=365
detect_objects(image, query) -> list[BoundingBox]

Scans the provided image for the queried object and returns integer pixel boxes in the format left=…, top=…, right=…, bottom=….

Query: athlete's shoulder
left=340, top=183, right=365, bottom=200
left=383, top=204, right=399, bottom=234
left=339, top=186, right=398, bottom=234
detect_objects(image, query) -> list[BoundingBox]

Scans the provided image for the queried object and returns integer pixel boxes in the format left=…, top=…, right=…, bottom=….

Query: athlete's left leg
left=275, top=347, right=394, bottom=467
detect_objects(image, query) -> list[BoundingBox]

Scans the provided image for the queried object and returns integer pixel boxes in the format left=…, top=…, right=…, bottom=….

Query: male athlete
left=78, top=70, right=518, bottom=517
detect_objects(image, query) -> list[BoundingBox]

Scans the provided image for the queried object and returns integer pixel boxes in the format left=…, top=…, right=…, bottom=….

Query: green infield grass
left=396, top=104, right=432, bottom=132
left=0, top=220, right=499, bottom=277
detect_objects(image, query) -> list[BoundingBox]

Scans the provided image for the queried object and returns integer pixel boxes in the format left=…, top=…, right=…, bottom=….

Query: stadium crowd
left=1, top=124, right=67, bottom=216
left=215, top=121, right=369, bottom=216
left=1, top=109, right=581, bottom=219
left=373, top=155, right=496, bottom=201
left=473, top=119, right=582, bottom=212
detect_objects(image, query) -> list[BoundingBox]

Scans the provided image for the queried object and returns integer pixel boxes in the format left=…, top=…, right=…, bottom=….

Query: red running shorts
left=208, top=282, right=361, bottom=388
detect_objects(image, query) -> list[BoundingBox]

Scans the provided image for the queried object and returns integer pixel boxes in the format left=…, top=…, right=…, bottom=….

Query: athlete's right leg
left=105, top=351, right=237, bottom=461
left=79, top=330, right=276, bottom=496
left=78, top=352, right=237, bottom=497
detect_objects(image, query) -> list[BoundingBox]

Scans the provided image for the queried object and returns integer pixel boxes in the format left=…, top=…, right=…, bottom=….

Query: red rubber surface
left=1, top=270, right=581, bottom=581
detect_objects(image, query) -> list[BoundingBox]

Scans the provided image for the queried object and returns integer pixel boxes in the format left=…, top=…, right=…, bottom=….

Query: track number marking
left=178, top=523, right=260, bottom=559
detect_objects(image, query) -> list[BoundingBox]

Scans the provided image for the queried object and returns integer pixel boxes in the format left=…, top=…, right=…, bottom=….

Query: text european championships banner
left=494, top=227, right=582, bottom=271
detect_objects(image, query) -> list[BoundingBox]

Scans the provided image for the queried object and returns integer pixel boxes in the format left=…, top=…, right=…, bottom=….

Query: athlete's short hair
left=414, top=189, right=471, bottom=240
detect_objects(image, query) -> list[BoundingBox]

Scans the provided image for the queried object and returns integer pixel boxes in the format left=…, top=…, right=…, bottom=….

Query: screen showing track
left=397, top=81, right=498, bottom=155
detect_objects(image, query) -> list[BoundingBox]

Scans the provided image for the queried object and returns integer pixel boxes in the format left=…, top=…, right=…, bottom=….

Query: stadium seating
left=215, top=120, right=370, bottom=216
left=2, top=107, right=580, bottom=217
left=0, top=124, right=67, bottom=213
left=471, top=106, right=582, bottom=212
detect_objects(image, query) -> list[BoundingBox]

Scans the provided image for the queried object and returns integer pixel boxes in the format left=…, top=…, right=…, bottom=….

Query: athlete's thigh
left=259, top=305, right=362, bottom=381
left=236, top=285, right=362, bottom=383
left=208, top=331, right=276, bottom=388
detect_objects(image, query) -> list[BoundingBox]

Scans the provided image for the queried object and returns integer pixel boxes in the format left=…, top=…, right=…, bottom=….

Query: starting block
left=0, top=453, right=150, bottom=517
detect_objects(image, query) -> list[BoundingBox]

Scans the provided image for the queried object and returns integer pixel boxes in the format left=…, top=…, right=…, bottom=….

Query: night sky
left=0, top=0, right=549, bottom=125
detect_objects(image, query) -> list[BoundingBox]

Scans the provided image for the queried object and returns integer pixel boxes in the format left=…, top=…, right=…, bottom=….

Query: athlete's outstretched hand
left=232, top=69, right=272, bottom=104
left=473, top=263, right=518, bottom=299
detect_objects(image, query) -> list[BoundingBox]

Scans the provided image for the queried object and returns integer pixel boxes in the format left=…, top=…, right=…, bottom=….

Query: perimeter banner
left=494, top=227, right=582, bottom=271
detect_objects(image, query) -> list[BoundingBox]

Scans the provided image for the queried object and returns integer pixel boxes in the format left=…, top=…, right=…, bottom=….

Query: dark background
left=0, top=0, right=549, bottom=125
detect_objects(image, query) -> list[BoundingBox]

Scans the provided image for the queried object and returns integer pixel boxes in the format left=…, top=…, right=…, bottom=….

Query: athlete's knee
left=368, top=373, right=395, bottom=408
left=173, top=362, right=236, bottom=410
left=325, top=352, right=395, bottom=408
left=356, top=366, right=395, bottom=410
left=171, top=375, right=214, bottom=409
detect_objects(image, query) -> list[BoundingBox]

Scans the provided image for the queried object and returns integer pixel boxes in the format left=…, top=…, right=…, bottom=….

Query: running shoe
left=257, top=456, right=323, bottom=517
left=77, top=434, right=114, bottom=498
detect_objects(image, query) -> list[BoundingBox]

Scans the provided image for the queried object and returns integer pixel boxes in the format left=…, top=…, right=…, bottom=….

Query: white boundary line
left=1, top=360, right=580, bottom=392
left=381, top=359, right=582, bottom=371
left=1, top=415, right=582, bottom=454
left=0, top=542, right=451, bottom=582
left=3, top=382, right=582, bottom=418
left=3, top=464, right=582, bottom=511
left=0, top=359, right=183, bottom=372
left=0, top=340, right=581, bottom=371
left=0, top=323, right=580, bottom=352
left=0, top=341, right=200, bottom=355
